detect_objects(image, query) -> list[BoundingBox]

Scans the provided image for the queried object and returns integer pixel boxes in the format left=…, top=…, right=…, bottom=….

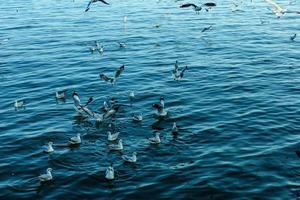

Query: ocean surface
left=1, top=0, right=300, bottom=199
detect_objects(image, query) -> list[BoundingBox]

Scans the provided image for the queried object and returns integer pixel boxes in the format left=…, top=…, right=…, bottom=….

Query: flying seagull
left=180, top=2, right=216, bottom=14
left=264, top=0, right=300, bottom=17
left=85, top=0, right=109, bottom=12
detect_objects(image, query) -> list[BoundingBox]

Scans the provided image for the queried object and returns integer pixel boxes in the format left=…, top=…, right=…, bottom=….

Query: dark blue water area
left=1, top=0, right=300, bottom=199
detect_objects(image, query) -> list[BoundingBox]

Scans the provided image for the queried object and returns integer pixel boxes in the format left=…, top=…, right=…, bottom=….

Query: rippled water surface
left=1, top=0, right=300, bottom=199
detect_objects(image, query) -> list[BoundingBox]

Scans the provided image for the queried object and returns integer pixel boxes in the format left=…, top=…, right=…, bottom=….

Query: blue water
left=1, top=0, right=300, bottom=199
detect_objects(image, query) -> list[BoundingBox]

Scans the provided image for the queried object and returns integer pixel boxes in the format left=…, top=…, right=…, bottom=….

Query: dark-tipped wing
left=85, top=0, right=92, bottom=12
left=202, top=2, right=216, bottom=7
left=99, top=0, right=110, bottom=5
left=180, top=3, right=197, bottom=8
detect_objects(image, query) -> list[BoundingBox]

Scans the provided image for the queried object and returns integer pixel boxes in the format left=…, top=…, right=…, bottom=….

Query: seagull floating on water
left=153, top=97, right=168, bottom=117
left=172, top=122, right=179, bottom=134
left=129, top=91, right=135, bottom=102
left=69, top=133, right=81, bottom=145
left=56, top=90, right=67, bottom=99
left=105, top=163, right=114, bottom=180
left=118, top=42, right=126, bottom=48
left=148, top=132, right=161, bottom=144
left=107, top=131, right=119, bottom=141
left=85, top=0, right=109, bottom=12
left=109, top=139, right=123, bottom=151
left=122, top=152, right=137, bottom=163
left=290, top=33, right=297, bottom=41
left=132, top=113, right=143, bottom=122
left=90, top=41, right=104, bottom=55
left=14, top=100, right=25, bottom=109
left=44, top=142, right=54, bottom=153
left=39, top=168, right=53, bottom=182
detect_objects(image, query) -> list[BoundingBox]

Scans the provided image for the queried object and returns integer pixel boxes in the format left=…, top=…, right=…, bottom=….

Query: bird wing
left=264, top=0, right=285, bottom=12
left=85, top=0, right=92, bottom=12
left=180, top=3, right=197, bottom=8
left=99, top=0, right=110, bottom=5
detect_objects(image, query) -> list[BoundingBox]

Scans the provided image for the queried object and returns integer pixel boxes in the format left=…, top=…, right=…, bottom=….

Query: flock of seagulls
left=11, top=0, right=299, bottom=184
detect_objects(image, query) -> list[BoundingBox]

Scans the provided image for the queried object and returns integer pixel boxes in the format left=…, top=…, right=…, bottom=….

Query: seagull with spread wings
left=85, top=0, right=109, bottom=12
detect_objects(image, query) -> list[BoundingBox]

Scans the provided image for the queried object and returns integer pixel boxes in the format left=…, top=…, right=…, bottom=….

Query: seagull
left=290, top=33, right=297, bottom=41
left=39, top=168, right=53, bottom=182
left=118, top=42, right=126, bottom=48
left=132, top=113, right=143, bottom=122
left=107, top=131, right=119, bottom=141
left=180, top=3, right=202, bottom=14
left=201, top=25, right=212, bottom=32
left=172, top=122, right=179, bottom=134
left=129, top=91, right=135, bottom=100
left=148, top=132, right=161, bottom=144
left=90, top=41, right=104, bottom=54
left=56, top=90, right=67, bottom=99
left=109, top=139, right=123, bottom=151
left=85, top=0, right=109, bottom=12
left=105, top=163, right=114, bottom=180
left=264, top=0, right=300, bottom=17
left=14, top=100, right=25, bottom=109
left=153, top=97, right=168, bottom=117
left=44, top=142, right=54, bottom=153
left=69, top=133, right=81, bottom=145
left=122, top=152, right=137, bottom=163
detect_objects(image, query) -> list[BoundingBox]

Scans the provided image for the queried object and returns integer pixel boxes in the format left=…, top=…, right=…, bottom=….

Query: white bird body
left=69, top=134, right=81, bottom=145
left=122, top=152, right=137, bottom=163
left=172, top=122, right=179, bottom=134
left=129, top=91, right=135, bottom=99
left=107, top=131, right=119, bottom=141
left=56, top=90, right=66, bottom=99
left=39, top=168, right=53, bottom=182
left=109, top=139, right=123, bottom=151
left=148, top=133, right=161, bottom=144
left=132, top=113, right=143, bottom=122
left=264, top=0, right=286, bottom=16
left=14, top=100, right=24, bottom=108
left=105, top=166, right=114, bottom=180
left=44, top=142, right=54, bottom=153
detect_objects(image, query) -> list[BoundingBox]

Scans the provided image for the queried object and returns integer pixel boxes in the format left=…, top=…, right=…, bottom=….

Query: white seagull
left=109, top=139, right=123, bottom=151
left=55, top=90, right=67, bottom=99
left=107, top=131, right=119, bottom=141
left=122, top=152, right=137, bottom=163
left=132, top=113, right=143, bottom=122
left=44, top=142, right=54, bottom=153
left=148, top=132, right=161, bottom=144
left=105, top=164, right=114, bottom=180
left=39, top=168, right=53, bottom=182
left=14, top=100, right=25, bottom=109
left=69, top=133, right=81, bottom=145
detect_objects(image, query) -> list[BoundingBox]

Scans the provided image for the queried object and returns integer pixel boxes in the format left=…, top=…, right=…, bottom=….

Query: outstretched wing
left=85, top=0, right=92, bottom=12
left=180, top=3, right=197, bottom=8
left=99, top=0, right=110, bottom=5
left=264, top=0, right=285, bottom=12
